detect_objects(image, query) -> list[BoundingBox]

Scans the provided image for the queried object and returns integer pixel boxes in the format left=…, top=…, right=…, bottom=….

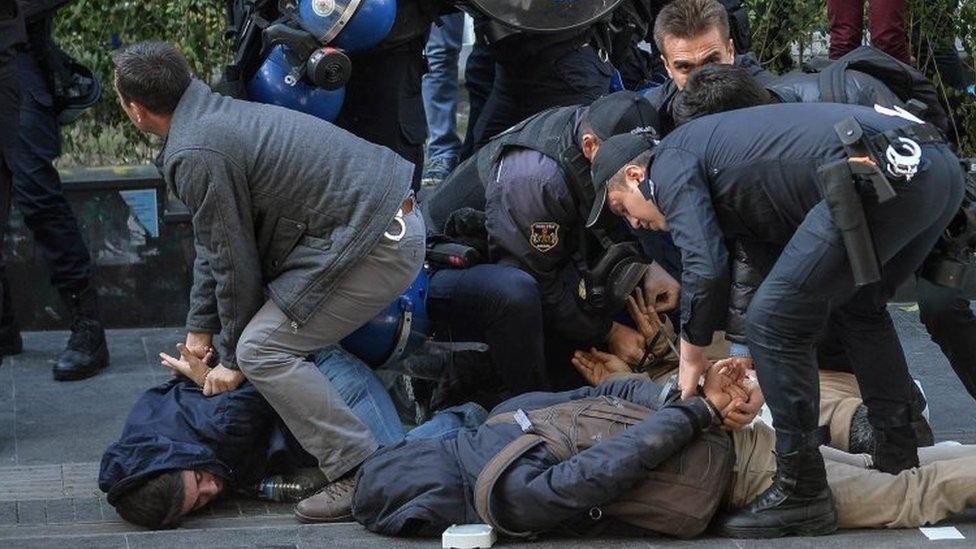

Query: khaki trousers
left=730, top=421, right=976, bottom=528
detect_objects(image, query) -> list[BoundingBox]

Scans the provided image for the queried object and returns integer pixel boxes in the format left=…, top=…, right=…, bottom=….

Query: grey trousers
left=237, top=207, right=426, bottom=481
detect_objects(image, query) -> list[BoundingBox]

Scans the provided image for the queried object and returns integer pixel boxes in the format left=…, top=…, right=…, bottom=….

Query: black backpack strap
left=818, top=59, right=850, bottom=104
left=474, top=434, right=545, bottom=539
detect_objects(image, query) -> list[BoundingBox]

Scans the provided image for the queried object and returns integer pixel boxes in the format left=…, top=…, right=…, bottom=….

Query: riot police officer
left=425, top=91, right=679, bottom=388
left=588, top=103, right=965, bottom=537
left=7, top=0, right=108, bottom=380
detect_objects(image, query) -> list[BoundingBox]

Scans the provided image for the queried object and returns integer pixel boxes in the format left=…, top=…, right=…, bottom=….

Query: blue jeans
left=421, top=13, right=464, bottom=164
left=315, top=346, right=486, bottom=445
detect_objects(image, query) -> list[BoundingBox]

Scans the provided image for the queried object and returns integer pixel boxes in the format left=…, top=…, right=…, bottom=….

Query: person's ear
left=725, top=38, right=735, bottom=62
left=581, top=134, right=600, bottom=161
left=661, top=53, right=674, bottom=79
left=624, top=164, right=646, bottom=185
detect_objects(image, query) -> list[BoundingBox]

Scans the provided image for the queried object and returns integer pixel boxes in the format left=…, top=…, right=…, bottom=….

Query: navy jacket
left=98, top=378, right=313, bottom=505
left=352, top=378, right=714, bottom=536
left=649, top=102, right=919, bottom=346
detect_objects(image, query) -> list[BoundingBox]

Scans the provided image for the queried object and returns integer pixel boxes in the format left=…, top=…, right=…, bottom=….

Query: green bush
left=51, top=0, right=976, bottom=163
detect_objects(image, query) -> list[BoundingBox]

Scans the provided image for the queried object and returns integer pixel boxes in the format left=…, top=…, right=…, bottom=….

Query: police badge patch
left=530, top=222, right=559, bottom=252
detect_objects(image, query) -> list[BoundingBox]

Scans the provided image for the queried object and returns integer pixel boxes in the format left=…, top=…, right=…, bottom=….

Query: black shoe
left=53, top=287, right=109, bottom=381
left=910, top=381, right=935, bottom=447
left=714, top=449, right=838, bottom=538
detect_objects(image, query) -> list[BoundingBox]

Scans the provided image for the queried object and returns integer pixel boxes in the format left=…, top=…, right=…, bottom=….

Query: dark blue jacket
left=352, top=378, right=714, bottom=536
left=98, top=377, right=314, bottom=505
left=649, top=102, right=920, bottom=346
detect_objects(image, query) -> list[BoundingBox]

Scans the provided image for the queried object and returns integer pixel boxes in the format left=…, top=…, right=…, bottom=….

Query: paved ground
left=0, top=306, right=974, bottom=548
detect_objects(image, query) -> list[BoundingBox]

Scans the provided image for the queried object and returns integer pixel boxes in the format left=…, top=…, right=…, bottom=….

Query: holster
left=816, top=159, right=881, bottom=286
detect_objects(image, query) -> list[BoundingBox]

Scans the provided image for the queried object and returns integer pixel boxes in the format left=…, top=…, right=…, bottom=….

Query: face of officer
left=661, top=27, right=735, bottom=90
left=606, top=163, right=668, bottom=231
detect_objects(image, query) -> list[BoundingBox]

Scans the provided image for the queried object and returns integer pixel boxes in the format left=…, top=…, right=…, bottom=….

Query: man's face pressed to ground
left=180, top=470, right=226, bottom=517
left=662, top=27, right=735, bottom=89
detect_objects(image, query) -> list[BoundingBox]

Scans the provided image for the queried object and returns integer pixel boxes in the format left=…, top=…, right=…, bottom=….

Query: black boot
left=53, top=286, right=109, bottom=381
left=714, top=448, right=838, bottom=538
left=873, top=423, right=920, bottom=474
left=0, top=277, right=22, bottom=356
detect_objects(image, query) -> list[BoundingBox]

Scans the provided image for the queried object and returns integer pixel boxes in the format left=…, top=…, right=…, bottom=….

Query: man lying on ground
left=99, top=346, right=483, bottom=529
left=353, top=365, right=976, bottom=539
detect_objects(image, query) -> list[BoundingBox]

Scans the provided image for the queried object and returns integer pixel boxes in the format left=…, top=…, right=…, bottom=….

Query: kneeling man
left=112, top=42, right=424, bottom=521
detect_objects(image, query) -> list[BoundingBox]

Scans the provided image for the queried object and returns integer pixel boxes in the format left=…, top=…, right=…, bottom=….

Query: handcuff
left=884, top=137, right=922, bottom=181
left=384, top=208, right=407, bottom=242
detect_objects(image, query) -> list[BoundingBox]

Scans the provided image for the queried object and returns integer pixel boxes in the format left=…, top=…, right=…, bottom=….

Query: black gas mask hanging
left=920, top=160, right=976, bottom=297
left=577, top=241, right=651, bottom=315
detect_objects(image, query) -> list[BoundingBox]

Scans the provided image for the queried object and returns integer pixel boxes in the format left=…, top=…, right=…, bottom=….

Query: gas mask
left=577, top=242, right=651, bottom=315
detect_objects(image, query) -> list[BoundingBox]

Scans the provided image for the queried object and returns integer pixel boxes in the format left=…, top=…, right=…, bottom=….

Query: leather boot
left=714, top=448, right=838, bottom=538
left=0, top=277, right=22, bottom=356
left=53, top=286, right=109, bottom=381
left=294, top=468, right=357, bottom=523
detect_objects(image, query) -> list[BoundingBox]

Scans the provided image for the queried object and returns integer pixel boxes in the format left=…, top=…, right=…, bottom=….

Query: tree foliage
left=52, top=0, right=976, bottom=163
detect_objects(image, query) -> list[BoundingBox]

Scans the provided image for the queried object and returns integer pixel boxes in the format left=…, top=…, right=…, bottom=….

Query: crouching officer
left=425, top=91, right=679, bottom=386
left=587, top=102, right=966, bottom=537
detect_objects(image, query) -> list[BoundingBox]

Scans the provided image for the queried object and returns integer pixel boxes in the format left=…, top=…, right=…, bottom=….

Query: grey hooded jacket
left=159, top=80, right=413, bottom=368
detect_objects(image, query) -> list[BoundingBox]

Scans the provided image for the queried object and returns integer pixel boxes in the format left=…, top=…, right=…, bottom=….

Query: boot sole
left=293, top=509, right=353, bottom=524
left=716, top=516, right=838, bottom=539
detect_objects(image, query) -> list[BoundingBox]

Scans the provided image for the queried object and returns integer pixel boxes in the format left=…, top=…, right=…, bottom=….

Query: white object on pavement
left=442, top=524, right=496, bottom=549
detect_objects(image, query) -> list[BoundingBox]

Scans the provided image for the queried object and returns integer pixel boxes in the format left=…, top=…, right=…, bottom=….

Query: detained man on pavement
left=112, top=42, right=425, bottom=523
left=586, top=103, right=965, bottom=537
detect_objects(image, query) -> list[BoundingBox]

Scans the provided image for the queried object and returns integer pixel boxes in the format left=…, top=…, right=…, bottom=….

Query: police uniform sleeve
left=651, top=147, right=730, bottom=346
left=486, top=150, right=614, bottom=345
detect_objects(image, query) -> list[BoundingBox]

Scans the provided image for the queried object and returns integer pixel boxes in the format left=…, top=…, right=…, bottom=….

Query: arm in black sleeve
left=651, top=147, right=731, bottom=346
left=499, top=396, right=716, bottom=533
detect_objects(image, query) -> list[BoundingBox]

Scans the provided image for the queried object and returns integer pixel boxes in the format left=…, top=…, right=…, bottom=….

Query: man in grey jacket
left=112, top=42, right=425, bottom=522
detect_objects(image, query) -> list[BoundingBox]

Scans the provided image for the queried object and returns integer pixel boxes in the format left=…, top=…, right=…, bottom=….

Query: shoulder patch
left=529, top=222, right=560, bottom=253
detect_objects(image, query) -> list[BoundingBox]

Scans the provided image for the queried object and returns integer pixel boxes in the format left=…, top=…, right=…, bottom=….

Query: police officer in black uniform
left=425, top=91, right=679, bottom=389
left=7, top=0, right=108, bottom=380
left=588, top=103, right=966, bottom=537
left=0, top=2, right=25, bottom=363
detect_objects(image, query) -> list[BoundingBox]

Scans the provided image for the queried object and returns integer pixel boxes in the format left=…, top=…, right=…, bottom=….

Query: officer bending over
left=425, top=92, right=679, bottom=388
left=675, top=63, right=976, bottom=406
left=587, top=103, right=966, bottom=537
left=112, top=42, right=424, bottom=523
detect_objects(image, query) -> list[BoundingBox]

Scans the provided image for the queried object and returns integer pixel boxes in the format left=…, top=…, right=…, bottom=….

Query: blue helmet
left=246, top=45, right=346, bottom=122
left=341, top=267, right=431, bottom=366
left=297, top=0, right=397, bottom=52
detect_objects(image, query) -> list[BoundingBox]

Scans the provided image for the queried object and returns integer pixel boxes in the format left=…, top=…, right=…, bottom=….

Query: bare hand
left=203, top=364, right=247, bottom=396
left=606, top=322, right=646, bottom=366
left=720, top=370, right=764, bottom=430
left=626, top=288, right=662, bottom=342
left=678, top=339, right=710, bottom=399
left=712, top=356, right=754, bottom=385
left=160, top=343, right=212, bottom=386
left=185, top=332, right=213, bottom=360
left=641, top=262, right=680, bottom=312
left=572, top=348, right=632, bottom=385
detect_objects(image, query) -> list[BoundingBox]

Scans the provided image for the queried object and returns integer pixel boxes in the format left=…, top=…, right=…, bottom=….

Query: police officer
left=674, top=62, right=976, bottom=407
left=6, top=0, right=108, bottom=380
left=0, top=2, right=25, bottom=367
left=426, top=91, right=679, bottom=388
left=587, top=103, right=965, bottom=537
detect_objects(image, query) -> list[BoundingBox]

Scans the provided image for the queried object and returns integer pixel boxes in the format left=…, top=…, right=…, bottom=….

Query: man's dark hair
left=112, top=41, right=192, bottom=115
left=672, top=64, right=773, bottom=126
left=653, top=0, right=730, bottom=55
left=112, top=471, right=185, bottom=529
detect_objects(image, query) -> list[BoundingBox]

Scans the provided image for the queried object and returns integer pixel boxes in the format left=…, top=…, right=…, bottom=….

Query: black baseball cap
left=586, top=132, right=656, bottom=228
left=584, top=91, right=660, bottom=141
